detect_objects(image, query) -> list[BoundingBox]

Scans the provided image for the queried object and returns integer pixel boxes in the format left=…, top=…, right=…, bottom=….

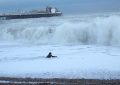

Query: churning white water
left=0, top=13, right=120, bottom=45
left=0, top=12, right=120, bottom=79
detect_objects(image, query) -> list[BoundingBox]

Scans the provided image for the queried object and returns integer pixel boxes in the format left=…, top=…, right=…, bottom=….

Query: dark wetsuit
left=47, top=52, right=52, bottom=58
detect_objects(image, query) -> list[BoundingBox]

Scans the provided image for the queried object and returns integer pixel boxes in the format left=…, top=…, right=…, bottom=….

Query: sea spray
left=0, top=14, right=120, bottom=45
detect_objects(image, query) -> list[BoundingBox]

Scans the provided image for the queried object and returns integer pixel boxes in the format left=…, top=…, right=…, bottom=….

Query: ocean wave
left=0, top=13, right=120, bottom=46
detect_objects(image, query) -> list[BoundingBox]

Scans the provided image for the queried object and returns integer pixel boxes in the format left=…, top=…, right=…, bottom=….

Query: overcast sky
left=0, top=0, right=120, bottom=14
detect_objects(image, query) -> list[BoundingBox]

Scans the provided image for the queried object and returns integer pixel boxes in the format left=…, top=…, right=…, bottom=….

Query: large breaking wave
left=0, top=13, right=120, bottom=45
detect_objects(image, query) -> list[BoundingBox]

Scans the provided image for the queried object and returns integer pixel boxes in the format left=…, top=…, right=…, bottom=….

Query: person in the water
left=47, top=52, right=52, bottom=58
left=46, top=52, right=57, bottom=58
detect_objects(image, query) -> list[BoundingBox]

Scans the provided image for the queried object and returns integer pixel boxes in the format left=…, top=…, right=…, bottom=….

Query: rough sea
left=0, top=12, right=120, bottom=79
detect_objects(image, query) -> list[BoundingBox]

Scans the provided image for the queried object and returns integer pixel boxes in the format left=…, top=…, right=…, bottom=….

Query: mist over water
left=0, top=13, right=120, bottom=46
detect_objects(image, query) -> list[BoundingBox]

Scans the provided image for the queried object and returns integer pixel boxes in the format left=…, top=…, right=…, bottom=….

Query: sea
left=0, top=12, right=120, bottom=79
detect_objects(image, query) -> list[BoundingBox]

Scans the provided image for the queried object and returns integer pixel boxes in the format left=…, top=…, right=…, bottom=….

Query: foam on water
left=0, top=13, right=120, bottom=46
left=0, top=12, right=120, bottom=79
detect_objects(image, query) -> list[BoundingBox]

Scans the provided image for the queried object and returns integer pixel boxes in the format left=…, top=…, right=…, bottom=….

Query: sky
left=0, top=0, right=120, bottom=14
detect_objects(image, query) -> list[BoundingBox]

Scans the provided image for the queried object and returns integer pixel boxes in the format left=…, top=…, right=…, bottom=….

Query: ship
left=0, top=7, right=62, bottom=20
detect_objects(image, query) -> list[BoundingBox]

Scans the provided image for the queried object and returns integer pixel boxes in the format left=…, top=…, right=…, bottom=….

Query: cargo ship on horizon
left=0, top=7, right=62, bottom=20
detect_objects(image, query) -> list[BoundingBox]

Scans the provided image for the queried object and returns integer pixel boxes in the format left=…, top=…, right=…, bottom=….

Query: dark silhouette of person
left=46, top=52, right=57, bottom=58
left=47, top=52, right=52, bottom=58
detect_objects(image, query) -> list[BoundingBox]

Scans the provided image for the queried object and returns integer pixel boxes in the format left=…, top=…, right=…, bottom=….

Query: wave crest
left=0, top=14, right=120, bottom=45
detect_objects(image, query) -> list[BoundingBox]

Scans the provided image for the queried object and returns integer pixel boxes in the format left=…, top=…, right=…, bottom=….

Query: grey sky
left=0, top=0, right=120, bottom=14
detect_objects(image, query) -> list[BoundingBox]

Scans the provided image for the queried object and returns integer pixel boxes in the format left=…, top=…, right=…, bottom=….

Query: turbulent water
left=0, top=12, right=120, bottom=45
left=0, top=12, right=120, bottom=79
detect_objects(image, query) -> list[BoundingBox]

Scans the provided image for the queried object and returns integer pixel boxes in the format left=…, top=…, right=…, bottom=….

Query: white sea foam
left=0, top=13, right=120, bottom=79
left=0, top=13, right=120, bottom=46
